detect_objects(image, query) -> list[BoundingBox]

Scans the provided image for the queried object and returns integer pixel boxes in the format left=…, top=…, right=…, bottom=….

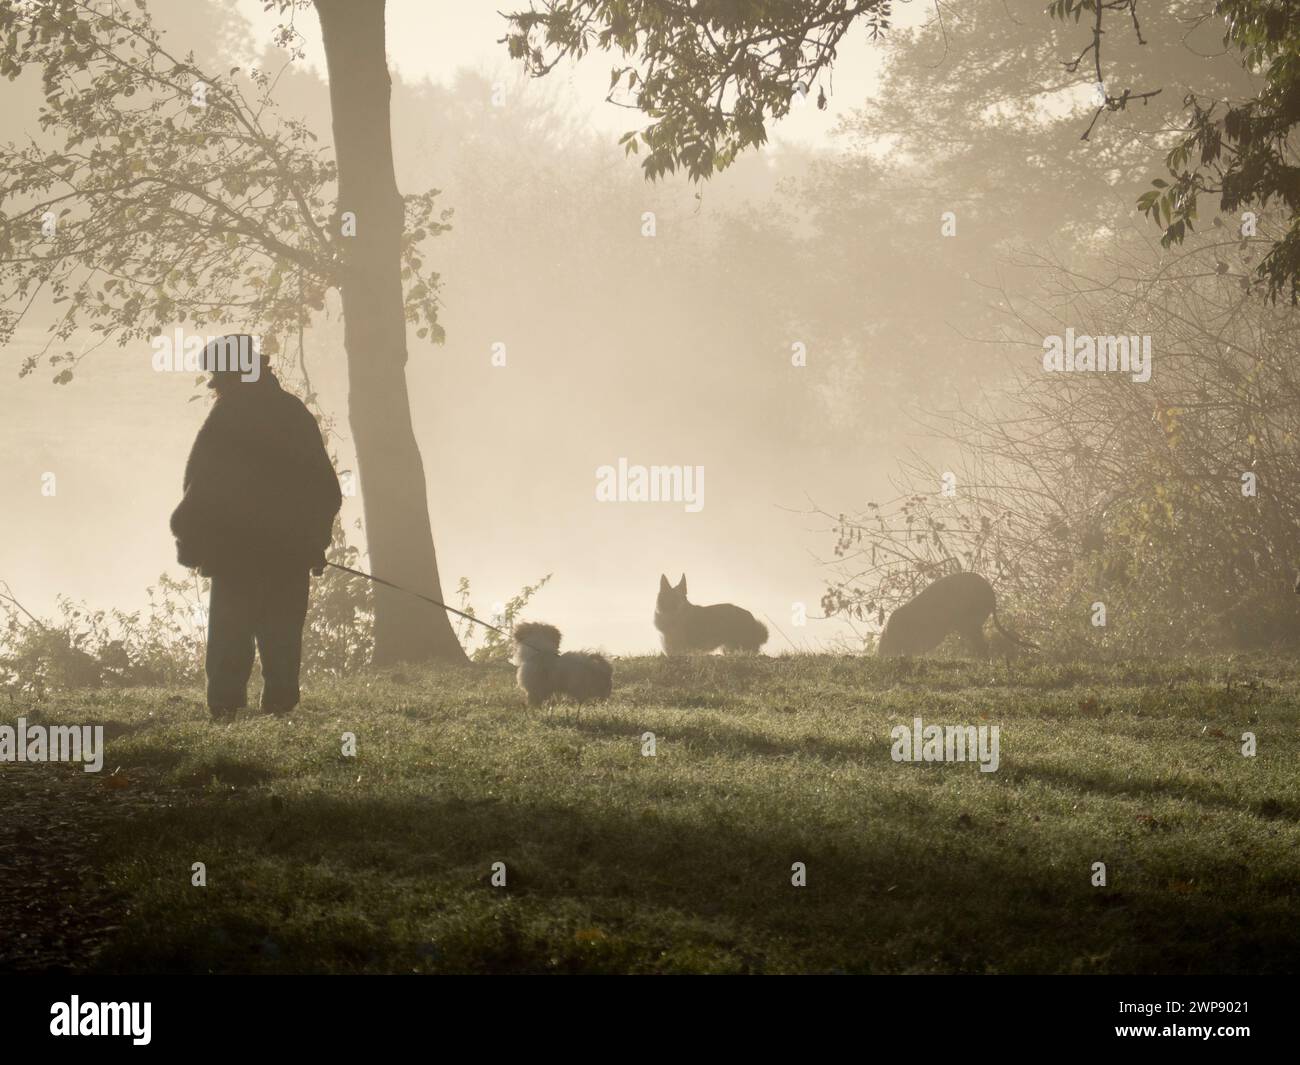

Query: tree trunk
left=314, top=0, right=466, bottom=665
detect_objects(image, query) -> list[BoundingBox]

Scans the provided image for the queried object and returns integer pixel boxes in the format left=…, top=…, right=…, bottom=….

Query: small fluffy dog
left=511, top=622, right=613, bottom=707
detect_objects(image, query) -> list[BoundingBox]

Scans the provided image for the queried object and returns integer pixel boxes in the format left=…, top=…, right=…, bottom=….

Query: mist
left=3, top=0, right=1299, bottom=991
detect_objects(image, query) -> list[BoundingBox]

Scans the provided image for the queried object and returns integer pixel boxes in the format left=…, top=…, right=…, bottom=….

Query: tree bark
left=314, top=0, right=466, bottom=665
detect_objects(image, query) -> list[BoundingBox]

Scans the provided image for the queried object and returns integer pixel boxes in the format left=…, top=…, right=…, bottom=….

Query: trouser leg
left=255, top=569, right=310, bottom=714
left=206, top=574, right=256, bottom=720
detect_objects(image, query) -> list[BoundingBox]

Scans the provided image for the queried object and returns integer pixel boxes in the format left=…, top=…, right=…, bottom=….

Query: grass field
left=3, top=653, right=1299, bottom=974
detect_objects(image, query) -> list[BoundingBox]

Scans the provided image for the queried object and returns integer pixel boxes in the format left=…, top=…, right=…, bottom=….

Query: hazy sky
left=0, top=0, right=953, bottom=657
left=235, top=0, right=915, bottom=148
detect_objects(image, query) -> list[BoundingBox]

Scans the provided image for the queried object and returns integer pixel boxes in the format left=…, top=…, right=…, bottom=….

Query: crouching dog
left=512, top=623, right=613, bottom=707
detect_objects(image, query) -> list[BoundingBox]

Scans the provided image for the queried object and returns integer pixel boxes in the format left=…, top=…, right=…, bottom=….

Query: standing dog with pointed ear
left=876, top=572, right=1035, bottom=658
left=654, top=573, right=768, bottom=655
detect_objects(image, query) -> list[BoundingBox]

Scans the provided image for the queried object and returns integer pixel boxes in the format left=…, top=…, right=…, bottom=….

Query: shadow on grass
left=560, top=712, right=876, bottom=763
left=1008, top=759, right=1300, bottom=822
left=89, top=781, right=1300, bottom=976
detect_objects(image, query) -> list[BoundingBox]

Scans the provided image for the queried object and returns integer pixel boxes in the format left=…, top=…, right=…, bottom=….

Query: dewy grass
left=7, top=653, right=1298, bottom=974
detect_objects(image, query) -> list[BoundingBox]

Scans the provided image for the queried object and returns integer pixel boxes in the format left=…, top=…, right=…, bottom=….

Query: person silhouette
left=169, top=335, right=342, bottom=721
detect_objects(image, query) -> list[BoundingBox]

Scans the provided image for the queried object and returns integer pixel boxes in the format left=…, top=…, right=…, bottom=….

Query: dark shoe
left=209, top=706, right=241, bottom=724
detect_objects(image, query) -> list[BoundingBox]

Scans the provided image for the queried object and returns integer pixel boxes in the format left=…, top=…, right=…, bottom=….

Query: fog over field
left=3, top=0, right=1300, bottom=999
left=0, top=0, right=914, bottom=654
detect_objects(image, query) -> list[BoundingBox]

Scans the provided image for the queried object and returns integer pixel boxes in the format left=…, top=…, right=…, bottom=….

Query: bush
left=819, top=220, right=1300, bottom=656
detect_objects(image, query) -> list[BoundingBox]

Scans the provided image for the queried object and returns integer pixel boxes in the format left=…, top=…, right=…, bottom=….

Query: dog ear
left=677, top=574, right=687, bottom=594
left=659, top=574, right=671, bottom=593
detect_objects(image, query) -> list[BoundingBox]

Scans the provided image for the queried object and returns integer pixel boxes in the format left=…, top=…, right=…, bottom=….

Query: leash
left=327, top=561, right=510, bottom=639
left=325, top=560, right=555, bottom=659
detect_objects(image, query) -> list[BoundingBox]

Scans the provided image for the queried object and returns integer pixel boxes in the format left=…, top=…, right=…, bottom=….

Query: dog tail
left=991, top=608, right=1039, bottom=651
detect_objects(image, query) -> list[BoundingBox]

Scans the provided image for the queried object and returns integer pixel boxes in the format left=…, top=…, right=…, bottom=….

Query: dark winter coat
left=170, top=374, right=342, bottom=577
